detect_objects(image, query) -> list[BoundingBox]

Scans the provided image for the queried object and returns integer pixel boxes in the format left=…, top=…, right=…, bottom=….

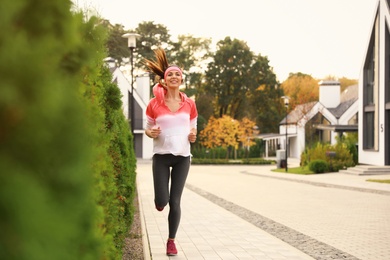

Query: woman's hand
left=147, top=127, right=161, bottom=139
left=188, top=129, right=197, bottom=143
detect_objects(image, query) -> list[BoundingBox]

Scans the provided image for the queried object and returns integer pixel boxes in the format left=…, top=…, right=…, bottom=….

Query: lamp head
left=122, top=33, right=141, bottom=49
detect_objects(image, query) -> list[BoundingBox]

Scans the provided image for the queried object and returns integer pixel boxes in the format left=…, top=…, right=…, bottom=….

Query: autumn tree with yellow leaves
left=280, top=73, right=319, bottom=109
left=239, top=117, right=257, bottom=149
left=199, top=115, right=257, bottom=159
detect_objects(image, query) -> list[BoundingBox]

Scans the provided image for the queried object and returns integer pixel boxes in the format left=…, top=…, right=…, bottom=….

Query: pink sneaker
left=166, top=239, right=178, bottom=256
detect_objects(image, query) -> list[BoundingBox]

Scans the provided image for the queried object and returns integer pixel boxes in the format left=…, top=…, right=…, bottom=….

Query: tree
left=338, top=76, right=358, bottom=92
left=199, top=115, right=257, bottom=159
left=102, top=20, right=172, bottom=71
left=195, top=92, right=215, bottom=124
left=322, top=75, right=358, bottom=92
left=199, top=116, right=221, bottom=150
left=251, top=82, right=285, bottom=133
left=249, top=54, right=282, bottom=133
left=135, top=21, right=172, bottom=70
left=170, top=35, right=212, bottom=94
left=102, top=21, right=130, bottom=64
left=239, top=117, right=257, bottom=148
left=281, top=73, right=319, bottom=109
left=205, top=37, right=258, bottom=118
left=200, top=115, right=240, bottom=159
left=203, top=37, right=280, bottom=133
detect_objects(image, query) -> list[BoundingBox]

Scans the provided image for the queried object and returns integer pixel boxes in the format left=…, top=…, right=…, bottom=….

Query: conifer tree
left=0, top=0, right=137, bottom=259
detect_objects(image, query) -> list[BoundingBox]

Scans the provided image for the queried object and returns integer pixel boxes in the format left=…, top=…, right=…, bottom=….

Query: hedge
left=0, top=1, right=136, bottom=259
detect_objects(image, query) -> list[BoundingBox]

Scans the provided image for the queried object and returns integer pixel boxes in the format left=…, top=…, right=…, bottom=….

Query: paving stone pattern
left=137, top=160, right=390, bottom=260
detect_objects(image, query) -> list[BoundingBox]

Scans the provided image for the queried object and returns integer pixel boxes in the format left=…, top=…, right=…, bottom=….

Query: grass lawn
left=272, top=165, right=314, bottom=175
left=366, top=179, right=390, bottom=184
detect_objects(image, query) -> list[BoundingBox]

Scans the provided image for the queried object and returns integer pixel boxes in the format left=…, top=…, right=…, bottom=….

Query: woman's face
left=165, top=70, right=182, bottom=88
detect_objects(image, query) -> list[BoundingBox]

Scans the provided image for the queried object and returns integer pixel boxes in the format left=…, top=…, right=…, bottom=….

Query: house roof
left=327, top=84, right=358, bottom=118
left=280, top=101, right=317, bottom=124
left=280, top=84, right=358, bottom=124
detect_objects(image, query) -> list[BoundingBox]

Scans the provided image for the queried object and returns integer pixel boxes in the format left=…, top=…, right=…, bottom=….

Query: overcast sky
left=73, top=0, right=377, bottom=82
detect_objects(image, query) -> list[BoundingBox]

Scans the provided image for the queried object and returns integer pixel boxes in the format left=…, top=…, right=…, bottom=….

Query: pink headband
left=164, top=66, right=182, bottom=79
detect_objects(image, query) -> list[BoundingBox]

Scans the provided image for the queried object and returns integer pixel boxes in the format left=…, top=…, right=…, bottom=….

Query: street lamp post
left=122, top=33, right=141, bottom=142
left=281, top=96, right=290, bottom=172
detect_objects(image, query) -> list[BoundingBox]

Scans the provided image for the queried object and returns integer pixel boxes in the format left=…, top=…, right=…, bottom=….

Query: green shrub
left=309, top=160, right=329, bottom=173
left=249, top=139, right=266, bottom=158
left=301, top=142, right=355, bottom=172
left=300, top=143, right=329, bottom=166
left=191, top=146, right=228, bottom=159
left=0, top=2, right=136, bottom=259
left=0, top=1, right=106, bottom=259
left=98, top=67, right=136, bottom=256
left=336, top=133, right=358, bottom=164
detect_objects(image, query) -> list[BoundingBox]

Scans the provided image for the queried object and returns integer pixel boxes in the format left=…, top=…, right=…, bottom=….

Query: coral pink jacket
left=146, top=84, right=198, bottom=156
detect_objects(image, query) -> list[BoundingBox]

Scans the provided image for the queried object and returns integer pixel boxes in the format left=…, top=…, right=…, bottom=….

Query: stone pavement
left=136, top=159, right=390, bottom=260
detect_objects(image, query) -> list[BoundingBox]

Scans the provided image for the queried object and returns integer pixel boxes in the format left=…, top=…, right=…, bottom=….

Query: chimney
left=319, top=80, right=340, bottom=108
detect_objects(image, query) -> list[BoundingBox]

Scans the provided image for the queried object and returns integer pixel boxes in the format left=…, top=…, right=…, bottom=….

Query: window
left=363, top=16, right=379, bottom=150
left=364, top=37, right=375, bottom=105
left=386, top=21, right=390, bottom=164
left=348, top=113, right=358, bottom=125
left=386, top=22, right=390, bottom=104
left=364, top=112, right=375, bottom=149
left=305, top=113, right=331, bottom=146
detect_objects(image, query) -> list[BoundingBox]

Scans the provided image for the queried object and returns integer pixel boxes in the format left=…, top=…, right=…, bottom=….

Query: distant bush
left=191, top=158, right=274, bottom=165
left=191, top=139, right=266, bottom=160
left=336, top=133, right=358, bottom=165
left=301, top=142, right=355, bottom=172
left=309, top=160, right=329, bottom=173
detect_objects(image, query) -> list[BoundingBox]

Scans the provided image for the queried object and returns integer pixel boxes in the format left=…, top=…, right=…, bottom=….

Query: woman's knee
left=169, top=198, right=181, bottom=210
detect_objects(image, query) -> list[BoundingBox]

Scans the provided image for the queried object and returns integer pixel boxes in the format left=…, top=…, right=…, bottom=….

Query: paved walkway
left=136, top=159, right=390, bottom=260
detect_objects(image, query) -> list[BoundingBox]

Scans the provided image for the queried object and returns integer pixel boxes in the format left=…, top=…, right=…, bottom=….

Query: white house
left=358, top=0, right=390, bottom=166
left=262, top=81, right=358, bottom=160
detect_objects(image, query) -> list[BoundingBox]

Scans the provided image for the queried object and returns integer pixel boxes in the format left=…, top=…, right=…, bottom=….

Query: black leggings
left=152, top=154, right=190, bottom=239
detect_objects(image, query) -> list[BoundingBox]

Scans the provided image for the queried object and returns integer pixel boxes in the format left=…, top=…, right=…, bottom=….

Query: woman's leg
left=152, top=154, right=171, bottom=209
left=168, top=155, right=190, bottom=239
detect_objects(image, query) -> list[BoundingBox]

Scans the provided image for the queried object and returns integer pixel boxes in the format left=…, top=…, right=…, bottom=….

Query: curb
left=137, top=179, right=152, bottom=260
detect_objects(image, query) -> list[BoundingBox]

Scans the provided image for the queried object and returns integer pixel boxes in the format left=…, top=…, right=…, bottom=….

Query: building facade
left=261, top=81, right=358, bottom=160
left=282, top=81, right=358, bottom=160
left=358, top=0, right=390, bottom=166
